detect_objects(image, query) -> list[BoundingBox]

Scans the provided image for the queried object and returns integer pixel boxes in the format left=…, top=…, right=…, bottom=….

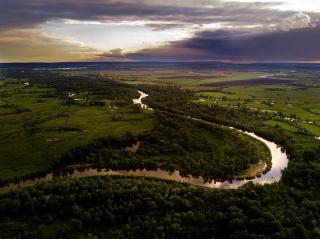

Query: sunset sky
left=1, top=0, right=320, bottom=62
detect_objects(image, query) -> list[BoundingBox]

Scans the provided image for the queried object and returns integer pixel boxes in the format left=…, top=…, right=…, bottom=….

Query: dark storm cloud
left=0, top=0, right=294, bottom=30
left=1, top=0, right=320, bottom=62
left=128, top=27, right=320, bottom=61
left=0, top=0, right=183, bottom=29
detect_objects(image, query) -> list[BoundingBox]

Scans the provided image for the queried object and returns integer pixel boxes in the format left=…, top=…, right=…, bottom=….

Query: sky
left=1, top=0, right=320, bottom=62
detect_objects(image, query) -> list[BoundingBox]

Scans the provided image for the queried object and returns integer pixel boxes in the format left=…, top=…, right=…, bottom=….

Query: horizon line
left=1, top=60, right=320, bottom=65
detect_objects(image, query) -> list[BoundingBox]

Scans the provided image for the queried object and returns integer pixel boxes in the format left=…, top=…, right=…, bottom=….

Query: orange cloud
left=0, top=29, right=99, bottom=62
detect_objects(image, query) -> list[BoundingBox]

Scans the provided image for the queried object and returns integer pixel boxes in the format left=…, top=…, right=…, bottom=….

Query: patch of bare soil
left=126, top=141, right=141, bottom=153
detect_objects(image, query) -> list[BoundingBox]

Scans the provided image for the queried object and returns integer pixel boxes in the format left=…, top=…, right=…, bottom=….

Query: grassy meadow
left=195, top=85, right=320, bottom=136
left=0, top=79, right=155, bottom=179
left=1, top=67, right=319, bottom=181
left=115, top=68, right=320, bottom=137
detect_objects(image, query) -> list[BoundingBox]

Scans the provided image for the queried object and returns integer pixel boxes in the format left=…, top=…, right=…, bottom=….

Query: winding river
left=132, top=90, right=153, bottom=110
left=0, top=91, right=288, bottom=193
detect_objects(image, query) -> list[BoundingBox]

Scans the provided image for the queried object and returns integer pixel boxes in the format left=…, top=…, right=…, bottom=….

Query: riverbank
left=0, top=91, right=288, bottom=193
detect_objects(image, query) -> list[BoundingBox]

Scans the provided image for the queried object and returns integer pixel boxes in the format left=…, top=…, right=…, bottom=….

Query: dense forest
left=1, top=73, right=320, bottom=238
left=140, top=84, right=313, bottom=157
left=57, top=112, right=269, bottom=181
left=27, top=72, right=138, bottom=102
left=1, top=175, right=320, bottom=239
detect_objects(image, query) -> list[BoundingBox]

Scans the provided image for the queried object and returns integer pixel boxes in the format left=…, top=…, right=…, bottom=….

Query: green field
left=195, top=85, right=320, bottom=135
left=117, top=70, right=261, bottom=87
left=299, top=122, right=320, bottom=136
left=115, top=68, right=320, bottom=139
left=0, top=80, right=155, bottom=179
left=186, top=72, right=261, bottom=86
left=115, top=68, right=320, bottom=138
left=264, top=120, right=299, bottom=133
